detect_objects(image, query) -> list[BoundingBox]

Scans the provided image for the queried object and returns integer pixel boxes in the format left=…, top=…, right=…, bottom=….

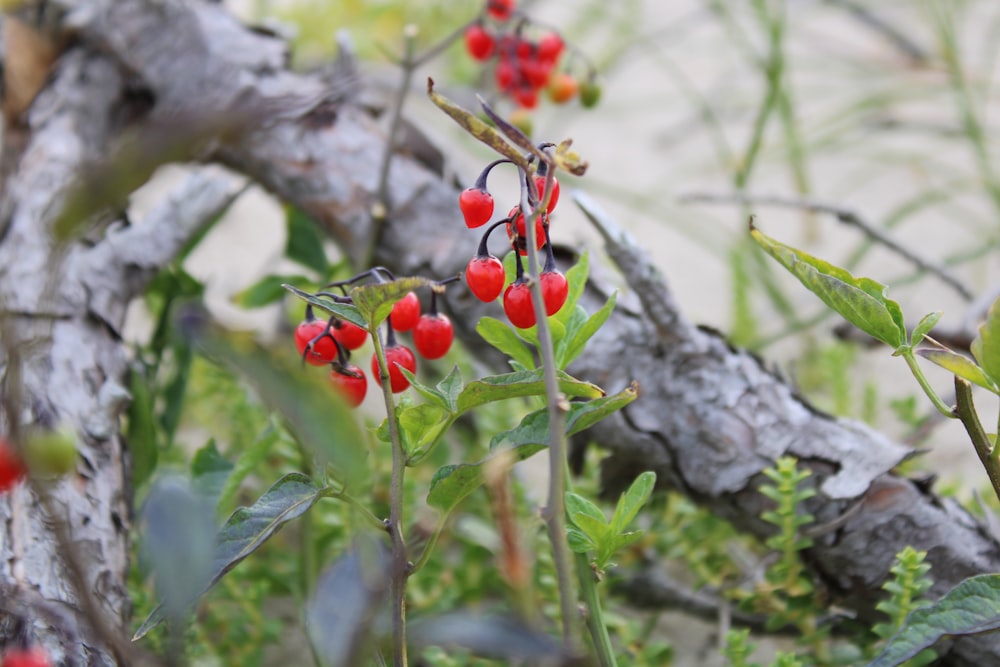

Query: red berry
left=0, top=437, right=26, bottom=494
left=459, top=187, right=495, bottom=228
left=503, top=282, right=536, bottom=329
left=495, top=59, right=516, bottom=91
left=540, top=270, right=569, bottom=316
left=538, top=32, right=564, bottom=64
left=513, top=86, right=539, bottom=110
left=534, top=174, right=560, bottom=213
left=372, top=344, right=417, bottom=393
left=506, top=208, right=547, bottom=255
left=1, top=647, right=51, bottom=667
left=329, top=365, right=367, bottom=408
left=519, top=58, right=552, bottom=89
left=487, top=0, right=515, bottom=22
left=464, top=24, right=495, bottom=61
left=413, top=314, right=454, bottom=360
left=332, top=320, right=367, bottom=350
left=295, top=320, right=338, bottom=366
left=390, top=292, right=421, bottom=332
left=466, top=255, right=506, bottom=302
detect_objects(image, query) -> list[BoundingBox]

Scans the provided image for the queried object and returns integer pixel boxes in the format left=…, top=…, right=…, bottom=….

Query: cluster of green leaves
left=871, top=548, right=936, bottom=667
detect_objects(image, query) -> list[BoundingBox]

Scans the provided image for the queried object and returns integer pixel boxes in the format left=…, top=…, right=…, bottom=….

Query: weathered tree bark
left=2, top=0, right=999, bottom=664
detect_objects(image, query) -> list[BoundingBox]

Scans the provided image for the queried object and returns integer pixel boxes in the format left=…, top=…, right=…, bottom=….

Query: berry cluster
left=460, top=153, right=569, bottom=329
left=294, top=272, right=456, bottom=408
left=0, top=436, right=26, bottom=494
left=463, top=0, right=600, bottom=111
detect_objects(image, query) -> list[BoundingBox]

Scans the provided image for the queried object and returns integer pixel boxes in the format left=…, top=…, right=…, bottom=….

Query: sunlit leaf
left=456, top=368, right=603, bottom=413
left=611, top=471, right=657, bottom=535
left=911, top=311, right=942, bottom=347
left=350, top=276, right=429, bottom=329
left=283, top=284, right=367, bottom=329
left=972, top=297, right=1000, bottom=385
left=476, top=317, right=536, bottom=370
left=917, top=349, right=997, bottom=393
left=559, top=292, right=617, bottom=369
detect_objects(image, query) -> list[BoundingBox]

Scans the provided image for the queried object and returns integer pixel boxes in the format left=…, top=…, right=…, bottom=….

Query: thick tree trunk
left=2, top=1, right=998, bottom=664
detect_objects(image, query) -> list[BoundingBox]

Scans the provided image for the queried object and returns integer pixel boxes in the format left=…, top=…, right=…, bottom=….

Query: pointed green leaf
left=350, top=276, right=430, bottom=329
left=569, top=512, right=609, bottom=544
left=285, top=207, right=329, bottom=274
left=476, top=317, right=536, bottom=370
left=911, top=311, right=942, bottom=347
left=134, top=473, right=325, bottom=639
left=397, top=403, right=451, bottom=457
left=437, top=365, right=464, bottom=413
left=555, top=250, right=590, bottom=328
left=565, top=492, right=608, bottom=526
left=972, top=297, right=1000, bottom=385
left=397, top=366, right=450, bottom=411
left=560, top=292, right=617, bottom=369
left=127, top=366, right=158, bottom=488
left=867, top=574, right=1000, bottom=667
left=567, top=527, right=597, bottom=553
left=490, top=382, right=639, bottom=450
left=426, top=444, right=546, bottom=512
left=456, top=368, right=603, bottom=413
left=236, top=274, right=312, bottom=308
left=917, top=349, right=998, bottom=393
left=751, top=223, right=904, bottom=348
left=283, top=284, right=367, bottom=329
left=611, top=471, right=656, bottom=535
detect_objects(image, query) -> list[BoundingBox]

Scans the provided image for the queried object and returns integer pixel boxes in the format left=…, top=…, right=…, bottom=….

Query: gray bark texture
left=0, top=0, right=998, bottom=664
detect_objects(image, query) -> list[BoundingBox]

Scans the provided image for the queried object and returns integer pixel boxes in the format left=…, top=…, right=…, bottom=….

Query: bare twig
left=679, top=191, right=975, bottom=302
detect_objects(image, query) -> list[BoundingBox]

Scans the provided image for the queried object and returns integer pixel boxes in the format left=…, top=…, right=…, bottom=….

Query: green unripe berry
left=579, top=80, right=602, bottom=109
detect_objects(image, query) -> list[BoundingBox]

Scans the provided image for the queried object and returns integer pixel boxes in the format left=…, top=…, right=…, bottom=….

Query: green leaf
left=866, top=574, right=1000, bottom=667
left=569, top=512, right=609, bottom=544
left=457, top=368, right=604, bottom=414
left=437, top=365, right=464, bottom=413
left=217, top=427, right=281, bottom=512
left=972, top=297, right=1000, bottom=385
left=126, top=366, right=158, bottom=488
left=559, top=292, right=617, bottom=369
left=476, top=317, right=536, bottom=370
left=159, top=339, right=192, bottom=448
left=565, top=492, right=608, bottom=526
left=398, top=366, right=451, bottom=411
left=489, top=382, right=639, bottom=450
left=285, top=207, right=329, bottom=274
left=916, top=349, right=998, bottom=393
left=751, top=222, right=905, bottom=348
left=190, top=439, right=233, bottom=507
left=283, top=284, right=367, bottom=329
left=911, top=311, right=942, bottom=347
left=236, top=274, right=313, bottom=308
left=426, top=444, right=545, bottom=512
left=397, top=403, right=451, bottom=458
left=611, top=471, right=656, bottom=535
left=567, top=527, right=597, bottom=553
left=134, top=473, right=325, bottom=640
left=556, top=249, right=590, bottom=328
left=350, top=276, right=430, bottom=329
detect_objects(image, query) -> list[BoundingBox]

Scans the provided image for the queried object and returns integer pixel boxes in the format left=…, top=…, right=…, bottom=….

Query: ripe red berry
left=506, top=208, right=547, bottom=255
left=390, top=292, right=421, bottom=332
left=540, top=270, right=569, bottom=316
left=534, top=174, right=560, bottom=213
left=519, top=58, right=552, bottom=89
left=503, top=281, right=536, bottom=329
left=466, top=255, right=506, bottom=302
left=513, top=86, right=539, bottom=110
left=464, top=24, right=495, bottom=61
left=372, top=344, right=418, bottom=393
left=495, top=59, right=516, bottom=91
left=1, top=648, right=51, bottom=667
left=538, top=32, right=564, bottom=64
left=295, top=319, right=338, bottom=366
left=0, top=437, right=26, bottom=494
left=413, top=314, right=454, bottom=360
left=329, top=365, right=367, bottom=408
left=459, top=187, right=495, bottom=228
left=332, top=320, right=367, bottom=350
left=487, top=0, right=515, bottom=22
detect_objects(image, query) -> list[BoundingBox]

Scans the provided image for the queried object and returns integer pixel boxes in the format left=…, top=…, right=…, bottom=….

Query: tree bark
left=2, top=1, right=999, bottom=664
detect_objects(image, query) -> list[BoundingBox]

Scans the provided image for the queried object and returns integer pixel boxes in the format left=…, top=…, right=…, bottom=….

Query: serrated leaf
left=911, top=311, right=942, bottom=347
left=285, top=207, right=329, bottom=274
left=426, top=444, right=545, bottom=512
left=565, top=492, right=608, bottom=525
left=866, top=574, right=1000, bottom=667
left=134, top=473, right=326, bottom=640
left=476, top=317, right=536, bottom=370
left=917, top=349, right=998, bottom=393
left=972, top=297, right=1000, bottom=385
left=283, top=284, right=367, bottom=329
left=236, top=274, right=312, bottom=308
left=350, top=276, right=430, bottom=329
left=611, top=471, right=656, bottom=535
left=560, top=291, right=617, bottom=369
left=751, top=222, right=904, bottom=348
left=127, top=366, right=158, bottom=488
left=306, top=538, right=390, bottom=667
left=489, top=382, right=639, bottom=450
left=457, top=368, right=603, bottom=413
left=427, top=79, right=531, bottom=170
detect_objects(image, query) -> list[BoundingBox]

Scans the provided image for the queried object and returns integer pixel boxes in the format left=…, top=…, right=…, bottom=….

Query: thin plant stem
left=575, top=553, right=618, bottom=667
left=333, top=490, right=390, bottom=532
left=409, top=509, right=453, bottom=575
left=521, top=168, right=579, bottom=648
left=901, top=349, right=956, bottom=418
left=953, top=377, right=1000, bottom=504
left=371, top=325, right=409, bottom=667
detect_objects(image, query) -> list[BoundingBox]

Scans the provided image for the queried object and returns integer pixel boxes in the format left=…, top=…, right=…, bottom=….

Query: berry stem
left=477, top=217, right=513, bottom=257
left=517, top=169, right=580, bottom=649
left=371, top=319, right=410, bottom=667
left=473, top=158, right=514, bottom=192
